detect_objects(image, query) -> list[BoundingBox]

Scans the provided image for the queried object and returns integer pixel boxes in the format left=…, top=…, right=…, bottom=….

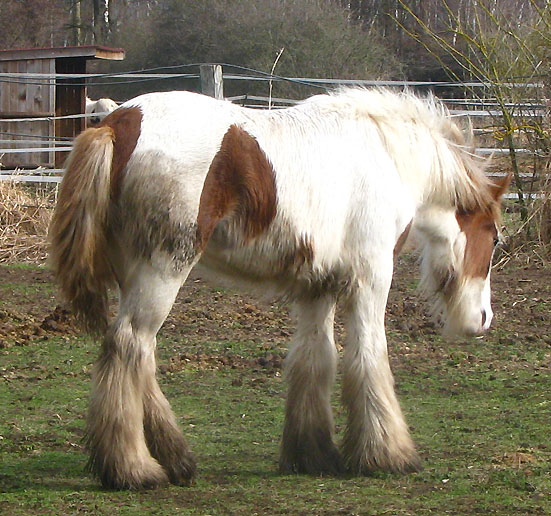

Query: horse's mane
left=301, top=88, right=494, bottom=213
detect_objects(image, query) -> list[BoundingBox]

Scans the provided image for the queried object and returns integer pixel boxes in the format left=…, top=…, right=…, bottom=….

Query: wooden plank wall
left=55, top=57, right=86, bottom=167
left=0, top=58, right=55, bottom=168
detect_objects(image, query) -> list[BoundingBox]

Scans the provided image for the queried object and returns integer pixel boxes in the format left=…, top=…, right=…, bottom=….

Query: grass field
left=0, top=260, right=549, bottom=515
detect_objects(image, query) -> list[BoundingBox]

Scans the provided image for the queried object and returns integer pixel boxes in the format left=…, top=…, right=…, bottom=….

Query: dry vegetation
left=0, top=181, right=54, bottom=264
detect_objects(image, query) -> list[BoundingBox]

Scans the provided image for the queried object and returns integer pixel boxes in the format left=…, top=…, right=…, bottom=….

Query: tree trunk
left=71, top=0, right=82, bottom=45
left=93, top=0, right=110, bottom=43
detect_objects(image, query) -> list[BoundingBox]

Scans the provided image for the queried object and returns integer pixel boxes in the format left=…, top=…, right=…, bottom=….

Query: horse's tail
left=49, top=126, right=116, bottom=334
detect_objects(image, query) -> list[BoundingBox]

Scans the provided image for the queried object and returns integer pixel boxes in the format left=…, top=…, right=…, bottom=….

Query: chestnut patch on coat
left=456, top=208, right=497, bottom=279
left=196, top=125, right=277, bottom=250
left=456, top=173, right=510, bottom=279
left=99, top=107, right=142, bottom=199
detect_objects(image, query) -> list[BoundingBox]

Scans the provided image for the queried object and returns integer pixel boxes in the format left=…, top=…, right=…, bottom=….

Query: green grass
left=2, top=263, right=46, bottom=271
left=1, top=274, right=550, bottom=515
left=1, top=334, right=549, bottom=515
left=0, top=282, right=55, bottom=295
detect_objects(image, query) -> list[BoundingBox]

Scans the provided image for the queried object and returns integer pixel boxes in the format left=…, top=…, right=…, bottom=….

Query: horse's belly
left=199, top=232, right=294, bottom=284
left=197, top=223, right=352, bottom=299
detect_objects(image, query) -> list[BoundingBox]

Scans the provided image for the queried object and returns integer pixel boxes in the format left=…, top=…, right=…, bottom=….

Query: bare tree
left=0, top=0, right=68, bottom=48
left=69, top=0, right=83, bottom=45
left=92, top=0, right=110, bottom=43
left=398, top=0, right=551, bottom=252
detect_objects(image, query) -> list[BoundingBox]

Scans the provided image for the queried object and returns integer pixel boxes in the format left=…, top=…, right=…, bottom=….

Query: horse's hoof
left=144, top=428, right=197, bottom=486
left=279, top=459, right=345, bottom=476
left=163, top=454, right=197, bottom=486
left=279, top=445, right=345, bottom=476
left=345, top=451, right=423, bottom=476
left=400, top=455, right=424, bottom=474
left=90, top=457, right=169, bottom=490
left=101, top=469, right=169, bottom=490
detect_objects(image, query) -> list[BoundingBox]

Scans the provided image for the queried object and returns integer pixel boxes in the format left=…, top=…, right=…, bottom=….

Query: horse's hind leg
left=142, top=355, right=196, bottom=485
left=279, top=295, right=343, bottom=475
left=86, top=260, right=194, bottom=489
left=341, top=263, right=422, bottom=475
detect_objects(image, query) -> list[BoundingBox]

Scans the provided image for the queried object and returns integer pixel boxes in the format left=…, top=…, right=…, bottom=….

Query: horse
left=49, top=88, right=509, bottom=490
left=85, top=97, right=119, bottom=125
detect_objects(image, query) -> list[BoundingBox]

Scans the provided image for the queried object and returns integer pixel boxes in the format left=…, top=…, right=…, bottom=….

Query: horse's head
left=417, top=174, right=510, bottom=336
left=86, top=98, right=119, bottom=125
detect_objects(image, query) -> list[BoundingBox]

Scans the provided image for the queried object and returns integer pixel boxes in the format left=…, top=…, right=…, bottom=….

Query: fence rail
left=0, top=66, right=547, bottom=193
left=0, top=71, right=544, bottom=89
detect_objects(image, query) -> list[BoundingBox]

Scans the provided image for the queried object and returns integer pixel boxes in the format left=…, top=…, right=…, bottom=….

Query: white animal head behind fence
left=85, top=97, right=119, bottom=124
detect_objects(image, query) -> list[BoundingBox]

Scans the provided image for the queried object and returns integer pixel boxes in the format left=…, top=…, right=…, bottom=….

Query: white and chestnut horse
left=50, top=88, right=509, bottom=489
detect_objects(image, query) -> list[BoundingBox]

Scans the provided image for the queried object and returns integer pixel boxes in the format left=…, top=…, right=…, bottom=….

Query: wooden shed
left=0, top=45, right=124, bottom=169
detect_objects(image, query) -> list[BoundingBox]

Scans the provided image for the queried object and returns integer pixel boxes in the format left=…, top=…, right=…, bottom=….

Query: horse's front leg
left=279, top=295, right=343, bottom=475
left=342, top=263, right=422, bottom=474
left=86, top=261, right=195, bottom=489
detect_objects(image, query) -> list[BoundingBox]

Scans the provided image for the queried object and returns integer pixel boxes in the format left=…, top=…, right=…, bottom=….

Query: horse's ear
left=490, top=172, right=512, bottom=202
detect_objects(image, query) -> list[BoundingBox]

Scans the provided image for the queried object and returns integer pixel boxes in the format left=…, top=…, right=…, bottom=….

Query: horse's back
left=125, top=91, right=243, bottom=167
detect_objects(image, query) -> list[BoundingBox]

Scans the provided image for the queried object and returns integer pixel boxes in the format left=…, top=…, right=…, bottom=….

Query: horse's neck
left=413, top=204, right=463, bottom=268
left=415, top=205, right=459, bottom=242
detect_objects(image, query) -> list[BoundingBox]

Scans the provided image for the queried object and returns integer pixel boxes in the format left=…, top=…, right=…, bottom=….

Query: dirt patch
left=495, top=451, right=539, bottom=469
left=0, top=267, right=76, bottom=348
left=1, top=258, right=550, bottom=370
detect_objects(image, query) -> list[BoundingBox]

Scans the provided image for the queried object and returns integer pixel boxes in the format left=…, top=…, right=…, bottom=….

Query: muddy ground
left=1, top=256, right=550, bottom=372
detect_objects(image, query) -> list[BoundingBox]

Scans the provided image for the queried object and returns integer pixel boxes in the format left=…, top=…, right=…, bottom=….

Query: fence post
left=200, top=64, right=224, bottom=99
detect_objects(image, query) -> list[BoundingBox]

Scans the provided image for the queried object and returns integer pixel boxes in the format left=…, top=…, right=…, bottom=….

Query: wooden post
left=200, top=64, right=224, bottom=99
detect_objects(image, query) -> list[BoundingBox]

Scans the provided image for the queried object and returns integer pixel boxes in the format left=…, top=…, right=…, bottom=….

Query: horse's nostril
left=481, top=309, right=487, bottom=327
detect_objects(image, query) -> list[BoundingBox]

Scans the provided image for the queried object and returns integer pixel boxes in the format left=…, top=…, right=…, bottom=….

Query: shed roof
left=0, top=45, right=125, bottom=62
